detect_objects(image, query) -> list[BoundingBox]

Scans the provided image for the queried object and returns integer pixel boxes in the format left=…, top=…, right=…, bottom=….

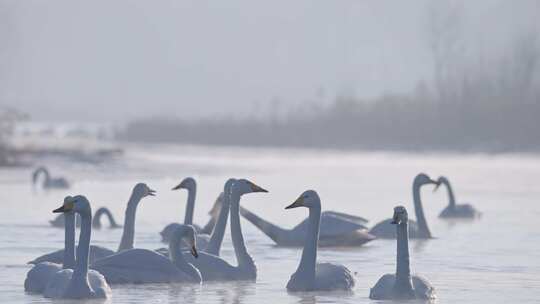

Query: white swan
left=44, top=196, right=112, bottom=299
left=91, top=224, right=201, bottom=284
left=240, top=206, right=373, bottom=247
left=32, top=166, right=70, bottom=189
left=369, top=206, right=436, bottom=300
left=285, top=190, right=355, bottom=292
left=181, top=179, right=267, bottom=281
left=157, top=179, right=233, bottom=257
left=370, top=173, right=439, bottom=239
left=160, top=177, right=213, bottom=249
left=29, top=183, right=155, bottom=265
left=436, top=176, right=481, bottom=219
left=25, top=197, right=77, bottom=294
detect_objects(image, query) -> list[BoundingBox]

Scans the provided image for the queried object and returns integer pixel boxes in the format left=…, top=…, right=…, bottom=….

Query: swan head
left=53, top=195, right=91, bottom=216
left=414, top=173, right=439, bottom=187
left=391, top=206, right=408, bottom=225
left=172, top=177, right=196, bottom=191
left=232, top=179, right=268, bottom=195
left=133, top=183, right=156, bottom=198
left=285, top=190, right=321, bottom=210
left=433, top=176, right=449, bottom=192
left=172, top=225, right=199, bottom=258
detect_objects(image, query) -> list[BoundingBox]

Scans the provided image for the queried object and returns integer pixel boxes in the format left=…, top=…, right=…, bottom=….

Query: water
left=1, top=144, right=539, bottom=303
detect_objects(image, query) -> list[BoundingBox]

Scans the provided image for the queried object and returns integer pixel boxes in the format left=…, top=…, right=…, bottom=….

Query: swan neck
left=413, top=182, right=431, bottom=238
left=206, top=191, right=230, bottom=256
left=443, top=179, right=456, bottom=207
left=93, top=208, right=118, bottom=228
left=240, top=206, right=288, bottom=244
left=297, top=206, right=320, bottom=280
left=230, top=190, right=255, bottom=271
left=73, top=211, right=92, bottom=283
left=63, top=212, right=76, bottom=269
left=184, top=185, right=196, bottom=225
left=169, top=234, right=201, bottom=282
left=395, top=221, right=414, bottom=294
left=117, top=192, right=141, bottom=252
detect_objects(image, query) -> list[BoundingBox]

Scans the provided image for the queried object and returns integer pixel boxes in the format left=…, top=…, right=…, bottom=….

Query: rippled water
left=1, top=144, right=539, bottom=303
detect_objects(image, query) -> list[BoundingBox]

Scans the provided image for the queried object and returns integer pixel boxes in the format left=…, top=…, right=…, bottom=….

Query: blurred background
left=1, top=0, right=539, bottom=158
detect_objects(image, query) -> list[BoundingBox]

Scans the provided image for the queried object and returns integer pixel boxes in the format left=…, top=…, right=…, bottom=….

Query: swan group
left=24, top=172, right=481, bottom=300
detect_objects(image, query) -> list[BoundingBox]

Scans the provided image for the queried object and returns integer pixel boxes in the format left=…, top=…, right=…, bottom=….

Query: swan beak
left=190, top=246, right=199, bottom=258
left=249, top=182, right=268, bottom=193
left=53, top=201, right=74, bottom=213
left=148, top=189, right=156, bottom=196
left=285, top=196, right=304, bottom=209
left=172, top=181, right=186, bottom=191
left=391, top=216, right=400, bottom=225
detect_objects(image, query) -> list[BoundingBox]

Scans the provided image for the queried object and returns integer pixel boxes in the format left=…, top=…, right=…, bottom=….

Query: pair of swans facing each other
left=29, top=183, right=156, bottom=266
left=94, top=179, right=268, bottom=284
left=26, top=196, right=111, bottom=299
left=49, top=206, right=122, bottom=229
left=369, top=206, right=436, bottom=300
left=32, top=166, right=70, bottom=190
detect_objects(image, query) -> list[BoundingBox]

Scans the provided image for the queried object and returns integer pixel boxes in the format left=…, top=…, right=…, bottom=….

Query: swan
left=25, top=197, right=77, bottom=294
left=369, top=206, right=436, bottom=300
left=436, top=176, right=481, bottom=219
left=157, top=179, right=233, bottom=257
left=180, top=179, right=267, bottom=281
left=32, top=166, right=70, bottom=189
left=29, top=183, right=155, bottom=265
left=285, top=190, right=355, bottom=292
left=92, top=207, right=122, bottom=229
left=369, top=173, right=439, bottom=239
left=91, top=224, right=201, bottom=284
left=160, top=177, right=214, bottom=249
left=240, top=206, right=374, bottom=247
left=44, top=196, right=112, bottom=299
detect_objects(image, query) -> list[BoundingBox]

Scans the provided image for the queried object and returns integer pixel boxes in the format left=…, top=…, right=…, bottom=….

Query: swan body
left=240, top=207, right=374, bottom=247
left=44, top=196, right=111, bottom=299
left=30, top=183, right=155, bottom=265
left=369, top=173, right=438, bottom=239
left=32, top=166, right=70, bottom=189
left=91, top=225, right=201, bottom=284
left=285, top=190, right=355, bottom=292
left=436, top=176, right=481, bottom=219
left=369, top=206, right=436, bottom=300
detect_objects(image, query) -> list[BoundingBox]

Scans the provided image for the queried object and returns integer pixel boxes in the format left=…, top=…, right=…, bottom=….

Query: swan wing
left=292, top=213, right=367, bottom=237
left=43, top=269, right=72, bottom=298
left=412, top=275, right=436, bottom=300
left=24, top=262, right=62, bottom=293
left=88, top=270, right=112, bottom=298
left=91, top=249, right=189, bottom=284
left=323, top=211, right=369, bottom=224
left=313, top=262, right=355, bottom=291
left=182, top=251, right=237, bottom=281
left=29, top=245, right=114, bottom=265
left=369, top=273, right=395, bottom=299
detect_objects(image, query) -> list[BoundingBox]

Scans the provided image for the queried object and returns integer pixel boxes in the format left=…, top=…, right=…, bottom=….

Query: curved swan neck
left=117, top=192, right=143, bottom=252
left=184, top=184, right=196, bottom=225
left=296, top=205, right=320, bottom=280
left=73, top=210, right=92, bottom=283
left=63, top=212, right=76, bottom=269
left=169, top=234, right=202, bottom=282
left=394, top=220, right=414, bottom=296
left=240, top=206, right=289, bottom=244
left=230, top=189, right=255, bottom=272
left=413, top=181, right=432, bottom=238
left=206, top=189, right=231, bottom=256
left=442, top=179, right=456, bottom=208
left=93, top=208, right=119, bottom=228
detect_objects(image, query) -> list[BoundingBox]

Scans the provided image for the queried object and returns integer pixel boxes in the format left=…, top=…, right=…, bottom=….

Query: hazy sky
left=1, top=0, right=538, bottom=123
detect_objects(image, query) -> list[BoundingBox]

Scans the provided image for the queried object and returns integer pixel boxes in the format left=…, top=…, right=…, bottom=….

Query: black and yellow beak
left=285, top=196, right=304, bottom=210
left=172, top=181, right=186, bottom=191
left=190, top=245, right=198, bottom=258
left=148, top=189, right=156, bottom=196
left=249, top=182, right=268, bottom=193
left=53, top=201, right=73, bottom=213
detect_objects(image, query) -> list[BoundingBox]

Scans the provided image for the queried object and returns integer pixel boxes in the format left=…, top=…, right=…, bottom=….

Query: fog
left=1, top=0, right=537, bottom=122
